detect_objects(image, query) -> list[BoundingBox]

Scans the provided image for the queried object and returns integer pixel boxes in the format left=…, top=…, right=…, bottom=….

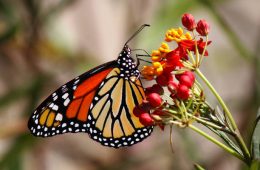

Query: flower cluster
left=136, top=13, right=211, bottom=127
left=134, top=14, right=254, bottom=167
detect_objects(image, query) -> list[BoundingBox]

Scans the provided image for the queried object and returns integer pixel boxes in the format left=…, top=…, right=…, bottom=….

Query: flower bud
left=176, top=71, right=195, bottom=82
left=156, top=72, right=174, bottom=86
left=145, top=84, right=164, bottom=96
left=196, top=19, right=210, bottom=36
left=152, top=84, right=164, bottom=95
left=139, top=113, right=154, bottom=126
left=145, top=86, right=153, bottom=96
left=133, top=105, right=146, bottom=117
left=168, top=81, right=178, bottom=94
left=183, top=71, right=195, bottom=82
left=146, top=93, right=162, bottom=108
left=141, top=99, right=152, bottom=111
left=182, top=13, right=196, bottom=31
left=177, top=85, right=190, bottom=100
left=179, top=75, right=194, bottom=88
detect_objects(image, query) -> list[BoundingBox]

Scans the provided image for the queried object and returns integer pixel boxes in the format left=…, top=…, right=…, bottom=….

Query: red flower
left=178, top=39, right=211, bottom=57
left=196, top=38, right=211, bottom=56
left=156, top=72, right=174, bottom=86
left=177, top=40, right=195, bottom=59
left=196, top=19, right=210, bottom=36
left=165, top=50, right=184, bottom=71
left=182, top=13, right=196, bottom=31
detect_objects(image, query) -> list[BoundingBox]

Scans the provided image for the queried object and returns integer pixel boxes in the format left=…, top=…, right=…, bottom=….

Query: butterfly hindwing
left=86, top=68, right=153, bottom=147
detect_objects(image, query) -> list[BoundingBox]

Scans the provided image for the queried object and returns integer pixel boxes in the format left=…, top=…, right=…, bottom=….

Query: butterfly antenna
left=124, top=24, right=150, bottom=46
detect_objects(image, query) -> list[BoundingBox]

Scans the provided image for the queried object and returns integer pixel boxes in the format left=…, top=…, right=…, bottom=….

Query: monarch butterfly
left=28, top=24, right=153, bottom=148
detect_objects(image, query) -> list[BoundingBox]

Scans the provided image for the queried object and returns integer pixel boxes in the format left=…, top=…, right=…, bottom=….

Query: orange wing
left=66, top=68, right=113, bottom=121
left=28, top=61, right=115, bottom=137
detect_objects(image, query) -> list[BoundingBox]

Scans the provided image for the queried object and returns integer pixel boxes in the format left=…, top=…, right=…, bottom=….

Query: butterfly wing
left=28, top=61, right=153, bottom=148
left=28, top=61, right=115, bottom=137
left=86, top=67, right=153, bottom=147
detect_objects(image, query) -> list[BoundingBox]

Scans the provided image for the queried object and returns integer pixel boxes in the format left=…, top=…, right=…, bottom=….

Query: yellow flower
left=151, top=50, right=161, bottom=56
left=153, top=62, right=163, bottom=75
left=159, top=42, right=171, bottom=53
left=184, top=32, right=192, bottom=40
left=165, top=27, right=192, bottom=42
left=151, top=50, right=162, bottom=62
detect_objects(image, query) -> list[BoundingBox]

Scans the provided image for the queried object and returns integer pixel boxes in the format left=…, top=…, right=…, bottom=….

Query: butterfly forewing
left=28, top=61, right=115, bottom=137
left=28, top=46, right=153, bottom=148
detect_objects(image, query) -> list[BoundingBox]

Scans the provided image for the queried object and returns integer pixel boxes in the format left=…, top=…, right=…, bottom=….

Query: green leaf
left=194, top=163, right=206, bottom=170
left=207, top=126, right=242, bottom=155
left=251, top=107, right=260, bottom=161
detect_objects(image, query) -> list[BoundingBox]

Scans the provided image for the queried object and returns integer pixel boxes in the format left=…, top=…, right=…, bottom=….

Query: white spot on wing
left=55, top=113, right=63, bottom=121
left=53, top=105, right=58, bottom=111
left=74, top=79, right=80, bottom=84
left=62, top=123, right=67, bottom=128
left=53, top=95, right=58, bottom=101
left=64, top=98, right=70, bottom=106
left=62, top=93, right=69, bottom=99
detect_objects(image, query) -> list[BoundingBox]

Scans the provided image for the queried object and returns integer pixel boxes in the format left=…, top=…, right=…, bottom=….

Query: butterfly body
left=28, top=45, right=153, bottom=148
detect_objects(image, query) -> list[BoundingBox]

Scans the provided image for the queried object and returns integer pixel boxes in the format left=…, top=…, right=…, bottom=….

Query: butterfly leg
left=132, top=49, right=151, bottom=57
left=136, top=54, right=152, bottom=66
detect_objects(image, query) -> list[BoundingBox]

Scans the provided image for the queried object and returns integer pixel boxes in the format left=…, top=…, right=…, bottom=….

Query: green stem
left=187, top=113, right=233, bottom=135
left=189, top=124, right=245, bottom=162
left=195, top=69, right=236, bottom=130
left=199, top=36, right=208, bottom=66
left=188, top=50, right=196, bottom=65
left=195, top=68, right=251, bottom=164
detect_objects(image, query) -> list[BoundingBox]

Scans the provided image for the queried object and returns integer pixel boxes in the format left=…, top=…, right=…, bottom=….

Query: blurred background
left=0, top=0, right=260, bottom=169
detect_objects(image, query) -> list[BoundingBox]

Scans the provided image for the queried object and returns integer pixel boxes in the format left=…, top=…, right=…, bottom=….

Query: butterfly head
left=116, top=45, right=140, bottom=80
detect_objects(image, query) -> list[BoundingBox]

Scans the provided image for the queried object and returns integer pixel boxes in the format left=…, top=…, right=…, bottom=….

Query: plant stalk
left=195, top=68, right=251, bottom=164
left=189, top=124, right=245, bottom=163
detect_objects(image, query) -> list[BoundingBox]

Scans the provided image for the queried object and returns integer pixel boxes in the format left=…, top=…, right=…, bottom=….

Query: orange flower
left=141, top=66, right=156, bottom=80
